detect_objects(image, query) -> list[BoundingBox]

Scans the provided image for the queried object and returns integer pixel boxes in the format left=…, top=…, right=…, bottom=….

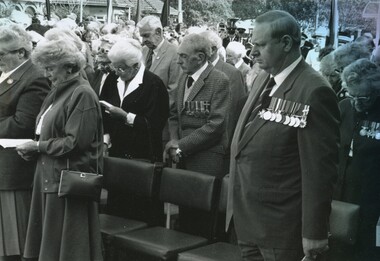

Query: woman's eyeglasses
left=109, top=65, right=128, bottom=73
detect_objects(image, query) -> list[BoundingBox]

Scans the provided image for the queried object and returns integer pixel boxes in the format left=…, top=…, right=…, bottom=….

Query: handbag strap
left=66, top=128, right=99, bottom=174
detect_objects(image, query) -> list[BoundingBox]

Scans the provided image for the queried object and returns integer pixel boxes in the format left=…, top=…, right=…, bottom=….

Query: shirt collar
left=212, top=56, right=220, bottom=66
left=117, top=63, right=145, bottom=101
left=153, top=39, right=164, bottom=55
left=190, top=62, right=209, bottom=83
left=235, top=59, right=244, bottom=69
left=273, top=55, right=302, bottom=87
left=0, top=59, right=28, bottom=84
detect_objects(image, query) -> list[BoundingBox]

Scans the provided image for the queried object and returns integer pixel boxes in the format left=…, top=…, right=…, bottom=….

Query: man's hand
left=302, top=238, right=329, bottom=260
left=163, top=139, right=180, bottom=163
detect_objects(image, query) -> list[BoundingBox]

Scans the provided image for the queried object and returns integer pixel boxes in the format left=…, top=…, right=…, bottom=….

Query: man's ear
left=281, top=35, right=293, bottom=52
left=155, top=28, right=162, bottom=36
left=197, top=51, right=206, bottom=63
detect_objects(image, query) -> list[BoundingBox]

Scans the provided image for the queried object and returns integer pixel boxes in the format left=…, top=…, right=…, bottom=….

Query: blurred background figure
left=332, top=58, right=380, bottom=261
left=305, top=26, right=328, bottom=71
left=16, top=37, right=103, bottom=261
left=0, top=24, right=49, bottom=261
left=226, top=41, right=250, bottom=82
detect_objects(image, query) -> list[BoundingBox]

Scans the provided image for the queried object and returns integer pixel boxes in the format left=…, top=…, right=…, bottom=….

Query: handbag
left=329, top=200, right=360, bottom=245
left=58, top=169, right=103, bottom=202
left=58, top=132, right=103, bottom=202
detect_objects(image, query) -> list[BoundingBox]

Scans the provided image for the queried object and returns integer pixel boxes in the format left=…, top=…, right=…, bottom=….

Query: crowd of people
left=0, top=7, right=379, bottom=261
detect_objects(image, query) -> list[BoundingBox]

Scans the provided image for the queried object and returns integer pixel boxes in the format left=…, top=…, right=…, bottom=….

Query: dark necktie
left=244, top=76, right=276, bottom=128
left=187, top=76, right=194, bottom=88
left=145, top=49, right=153, bottom=69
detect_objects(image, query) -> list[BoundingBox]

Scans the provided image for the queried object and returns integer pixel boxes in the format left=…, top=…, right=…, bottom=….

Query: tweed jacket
left=168, top=63, right=230, bottom=176
left=0, top=60, right=50, bottom=190
left=227, top=59, right=340, bottom=248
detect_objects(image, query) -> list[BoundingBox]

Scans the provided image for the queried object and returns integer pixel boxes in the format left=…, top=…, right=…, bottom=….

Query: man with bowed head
left=164, top=33, right=230, bottom=177
left=227, top=10, right=340, bottom=261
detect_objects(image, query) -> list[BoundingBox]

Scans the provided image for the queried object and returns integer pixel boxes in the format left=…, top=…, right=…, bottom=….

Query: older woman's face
left=110, top=60, right=139, bottom=82
left=345, top=81, right=377, bottom=112
left=44, top=64, right=68, bottom=85
left=0, top=46, right=23, bottom=72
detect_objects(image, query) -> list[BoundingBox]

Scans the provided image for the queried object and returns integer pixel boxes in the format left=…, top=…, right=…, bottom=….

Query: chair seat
left=177, top=242, right=242, bottom=261
left=113, top=226, right=209, bottom=260
left=99, top=214, right=148, bottom=236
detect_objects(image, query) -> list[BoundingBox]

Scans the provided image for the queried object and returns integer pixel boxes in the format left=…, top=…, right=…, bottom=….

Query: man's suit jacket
left=168, top=63, right=230, bottom=177
left=227, top=59, right=340, bottom=248
left=215, top=59, right=247, bottom=147
left=142, top=40, right=180, bottom=103
left=237, top=61, right=250, bottom=79
left=0, top=59, right=50, bottom=190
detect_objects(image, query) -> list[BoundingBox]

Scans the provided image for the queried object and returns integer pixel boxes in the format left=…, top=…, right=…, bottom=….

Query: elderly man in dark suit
left=165, top=33, right=230, bottom=177
left=0, top=24, right=49, bottom=261
left=227, top=11, right=340, bottom=261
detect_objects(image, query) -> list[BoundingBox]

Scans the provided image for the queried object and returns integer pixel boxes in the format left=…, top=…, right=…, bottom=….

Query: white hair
left=199, top=30, right=222, bottom=49
left=226, top=41, right=246, bottom=58
left=108, top=38, right=143, bottom=66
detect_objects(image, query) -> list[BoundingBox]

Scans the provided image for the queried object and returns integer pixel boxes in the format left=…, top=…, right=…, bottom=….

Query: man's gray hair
left=137, top=15, right=163, bottom=31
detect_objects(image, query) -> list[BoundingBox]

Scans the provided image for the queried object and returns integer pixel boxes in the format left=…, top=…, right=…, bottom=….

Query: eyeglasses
left=109, top=64, right=128, bottom=73
left=346, top=93, right=371, bottom=101
left=98, top=47, right=110, bottom=54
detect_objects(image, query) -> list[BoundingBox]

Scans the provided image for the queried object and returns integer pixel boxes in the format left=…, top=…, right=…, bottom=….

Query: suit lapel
left=150, top=40, right=169, bottom=72
left=186, top=63, right=213, bottom=102
left=271, top=60, right=307, bottom=99
left=235, top=60, right=308, bottom=156
left=0, top=59, right=32, bottom=97
left=178, top=73, right=187, bottom=113
left=235, top=73, right=270, bottom=155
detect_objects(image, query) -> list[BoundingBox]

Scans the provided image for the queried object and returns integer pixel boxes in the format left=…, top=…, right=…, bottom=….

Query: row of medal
left=258, top=97, right=310, bottom=128
left=184, top=101, right=211, bottom=117
left=359, top=120, right=380, bottom=140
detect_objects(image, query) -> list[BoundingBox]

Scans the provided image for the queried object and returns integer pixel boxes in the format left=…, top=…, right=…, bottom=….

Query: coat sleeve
left=299, top=85, right=340, bottom=240
left=38, top=87, right=100, bottom=156
left=0, top=77, right=50, bottom=138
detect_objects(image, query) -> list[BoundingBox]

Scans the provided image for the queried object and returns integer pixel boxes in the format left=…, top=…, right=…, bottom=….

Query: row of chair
left=99, top=157, right=356, bottom=261
left=99, top=156, right=241, bottom=261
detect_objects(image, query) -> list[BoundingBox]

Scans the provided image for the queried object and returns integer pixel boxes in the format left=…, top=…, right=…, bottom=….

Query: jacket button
left=44, top=188, right=47, bottom=191
left=44, top=180, right=48, bottom=183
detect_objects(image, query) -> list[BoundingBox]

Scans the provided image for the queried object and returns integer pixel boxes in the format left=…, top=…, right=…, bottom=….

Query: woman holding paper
left=0, top=25, right=49, bottom=261
left=15, top=36, right=103, bottom=261
left=100, top=38, right=169, bottom=161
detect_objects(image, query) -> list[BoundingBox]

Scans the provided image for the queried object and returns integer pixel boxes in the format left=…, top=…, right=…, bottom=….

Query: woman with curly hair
left=16, top=35, right=103, bottom=261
